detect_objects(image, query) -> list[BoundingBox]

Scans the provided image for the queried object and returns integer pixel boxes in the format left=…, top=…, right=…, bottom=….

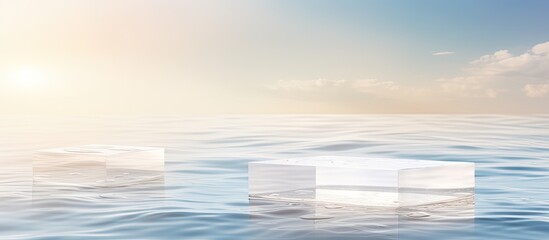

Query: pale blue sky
left=1, top=0, right=548, bottom=114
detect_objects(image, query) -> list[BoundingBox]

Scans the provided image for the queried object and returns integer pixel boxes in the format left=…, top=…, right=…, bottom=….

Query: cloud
left=267, top=78, right=436, bottom=104
left=266, top=41, right=549, bottom=109
left=268, top=78, right=400, bottom=95
left=438, top=77, right=503, bottom=98
left=433, top=51, right=456, bottom=56
left=353, top=79, right=399, bottom=93
left=438, top=41, right=549, bottom=98
left=523, top=84, right=549, bottom=97
left=267, top=79, right=346, bottom=91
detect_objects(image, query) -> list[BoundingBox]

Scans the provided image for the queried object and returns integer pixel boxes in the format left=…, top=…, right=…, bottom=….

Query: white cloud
left=267, top=78, right=434, bottom=102
left=267, top=42, right=549, bottom=106
left=433, top=51, right=456, bottom=56
left=268, top=78, right=400, bottom=96
left=438, top=76, right=503, bottom=98
left=523, top=84, right=549, bottom=97
left=532, top=42, right=549, bottom=55
left=438, top=41, right=549, bottom=98
left=267, top=79, right=346, bottom=91
left=353, top=79, right=399, bottom=93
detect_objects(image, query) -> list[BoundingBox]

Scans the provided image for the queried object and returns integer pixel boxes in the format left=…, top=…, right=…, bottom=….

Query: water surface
left=0, top=115, right=548, bottom=239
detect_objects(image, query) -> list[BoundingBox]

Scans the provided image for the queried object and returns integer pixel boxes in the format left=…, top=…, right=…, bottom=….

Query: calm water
left=0, top=115, right=548, bottom=239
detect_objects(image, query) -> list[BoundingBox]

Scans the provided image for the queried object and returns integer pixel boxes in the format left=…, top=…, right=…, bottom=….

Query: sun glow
left=8, top=67, right=47, bottom=89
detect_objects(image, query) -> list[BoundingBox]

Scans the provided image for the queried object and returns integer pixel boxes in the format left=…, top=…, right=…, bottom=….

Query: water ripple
left=0, top=115, right=548, bottom=239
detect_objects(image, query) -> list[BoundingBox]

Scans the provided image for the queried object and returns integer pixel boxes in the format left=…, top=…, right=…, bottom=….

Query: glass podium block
left=33, top=145, right=164, bottom=187
left=249, top=156, right=474, bottom=207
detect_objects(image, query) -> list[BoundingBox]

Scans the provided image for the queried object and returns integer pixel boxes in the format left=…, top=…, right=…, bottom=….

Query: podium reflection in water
left=32, top=177, right=166, bottom=204
left=248, top=198, right=475, bottom=240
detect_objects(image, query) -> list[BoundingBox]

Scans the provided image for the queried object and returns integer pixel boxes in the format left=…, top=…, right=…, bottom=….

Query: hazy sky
left=1, top=0, right=548, bottom=114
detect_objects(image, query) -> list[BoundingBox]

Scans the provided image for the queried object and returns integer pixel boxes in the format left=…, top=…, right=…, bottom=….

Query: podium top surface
left=250, top=156, right=474, bottom=171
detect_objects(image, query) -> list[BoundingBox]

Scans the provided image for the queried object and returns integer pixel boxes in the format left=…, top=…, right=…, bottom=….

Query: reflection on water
left=32, top=178, right=166, bottom=203
left=252, top=186, right=474, bottom=208
left=249, top=198, right=474, bottom=240
left=0, top=115, right=548, bottom=239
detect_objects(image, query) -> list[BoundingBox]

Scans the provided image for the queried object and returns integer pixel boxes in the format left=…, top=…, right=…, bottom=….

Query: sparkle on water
left=0, top=115, right=548, bottom=240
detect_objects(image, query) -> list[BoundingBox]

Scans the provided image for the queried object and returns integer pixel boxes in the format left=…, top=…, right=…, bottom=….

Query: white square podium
left=249, top=156, right=474, bottom=207
left=33, top=145, right=164, bottom=187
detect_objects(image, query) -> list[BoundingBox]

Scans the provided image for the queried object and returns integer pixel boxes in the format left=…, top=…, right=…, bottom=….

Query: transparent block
left=33, top=145, right=164, bottom=187
left=249, top=156, right=474, bottom=207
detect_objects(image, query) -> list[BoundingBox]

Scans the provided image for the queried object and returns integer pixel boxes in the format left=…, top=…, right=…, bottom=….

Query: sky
left=1, top=0, right=548, bottom=114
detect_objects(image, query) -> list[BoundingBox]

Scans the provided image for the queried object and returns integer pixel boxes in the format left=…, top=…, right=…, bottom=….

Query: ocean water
left=0, top=115, right=548, bottom=240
